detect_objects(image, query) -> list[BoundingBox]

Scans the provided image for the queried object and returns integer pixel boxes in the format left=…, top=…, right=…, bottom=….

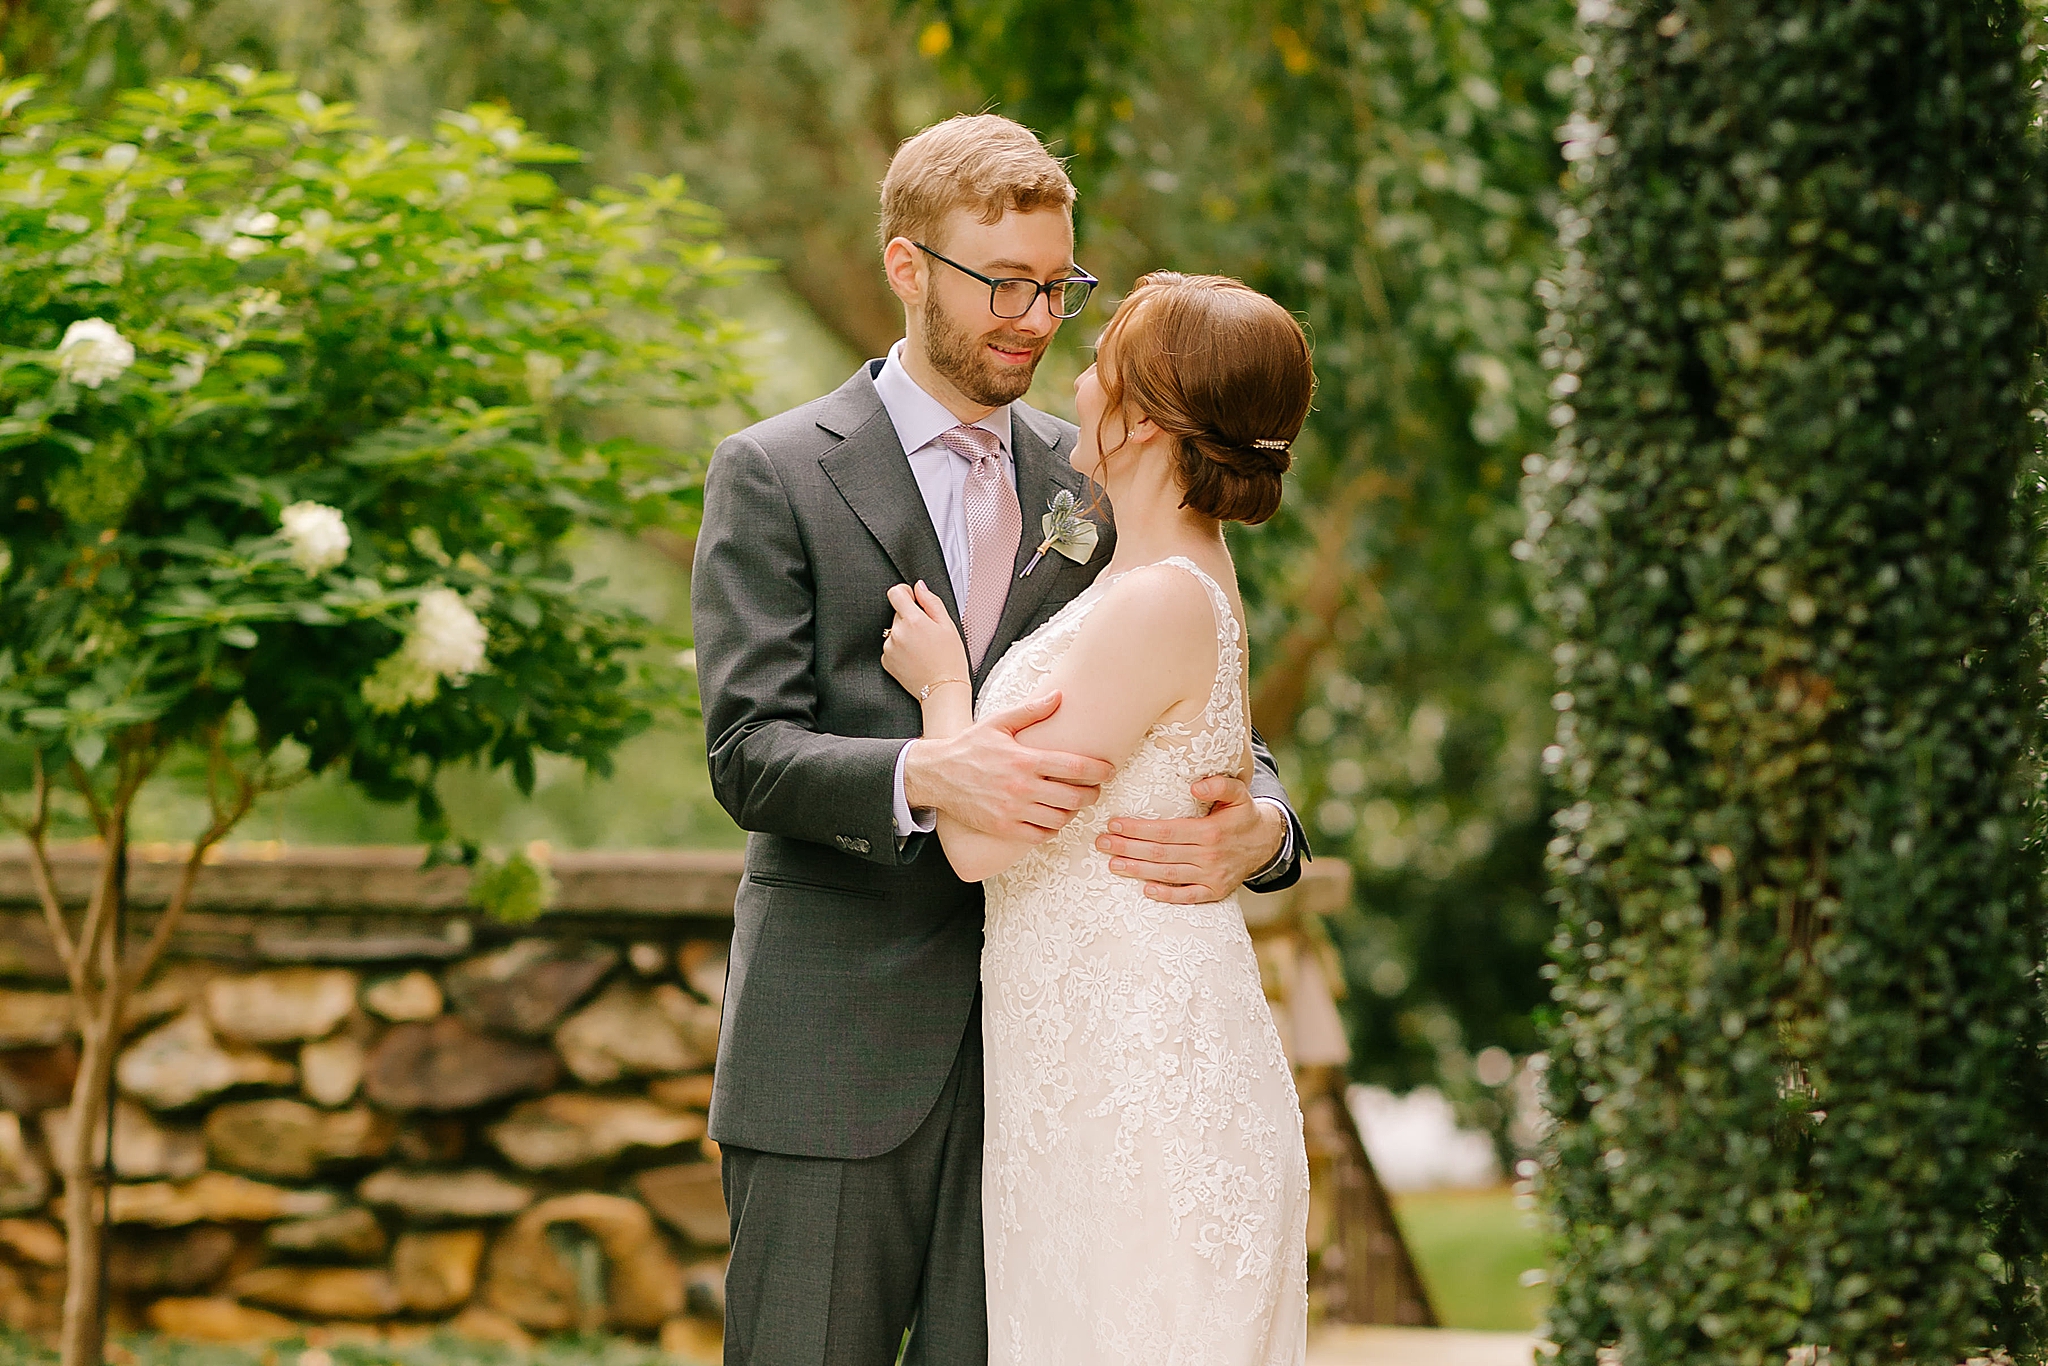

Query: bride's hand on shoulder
left=882, top=580, right=971, bottom=698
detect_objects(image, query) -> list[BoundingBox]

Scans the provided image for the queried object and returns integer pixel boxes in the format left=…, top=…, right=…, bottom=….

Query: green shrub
left=0, top=68, right=748, bottom=826
left=0, top=67, right=748, bottom=1366
left=1528, top=2, right=2048, bottom=1362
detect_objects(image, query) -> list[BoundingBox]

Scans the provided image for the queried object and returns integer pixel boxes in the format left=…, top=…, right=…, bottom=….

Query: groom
left=692, top=113, right=1307, bottom=1366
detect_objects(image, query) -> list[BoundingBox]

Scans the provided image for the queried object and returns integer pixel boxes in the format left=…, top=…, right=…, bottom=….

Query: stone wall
left=0, top=844, right=746, bottom=1357
left=0, top=843, right=1373, bottom=1355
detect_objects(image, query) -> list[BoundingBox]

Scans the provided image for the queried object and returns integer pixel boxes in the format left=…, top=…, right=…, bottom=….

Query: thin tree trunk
left=50, top=737, right=249, bottom=1366
left=639, top=528, right=696, bottom=574
left=56, top=1009, right=116, bottom=1366
left=56, top=829, right=124, bottom=1366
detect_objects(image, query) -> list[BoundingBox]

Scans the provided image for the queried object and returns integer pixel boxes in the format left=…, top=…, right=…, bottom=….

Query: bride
left=881, top=271, right=1315, bottom=1364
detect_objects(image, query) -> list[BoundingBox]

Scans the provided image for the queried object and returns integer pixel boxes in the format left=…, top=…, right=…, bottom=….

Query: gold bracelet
left=919, top=677, right=969, bottom=701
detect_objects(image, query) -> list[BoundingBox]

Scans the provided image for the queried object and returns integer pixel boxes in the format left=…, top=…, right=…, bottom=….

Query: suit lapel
left=975, top=404, right=1101, bottom=686
left=816, top=368, right=964, bottom=629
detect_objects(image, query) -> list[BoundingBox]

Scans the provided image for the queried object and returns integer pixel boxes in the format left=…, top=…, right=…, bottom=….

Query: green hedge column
left=1530, top=2, right=2048, bottom=1362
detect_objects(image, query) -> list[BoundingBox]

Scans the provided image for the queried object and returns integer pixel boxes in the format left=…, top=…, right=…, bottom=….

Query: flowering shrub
left=0, top=67, right=749, bottom=1366
left=1529, top=2, right=2048, bottom=1362
left=0, top=65, right=748, bottom=827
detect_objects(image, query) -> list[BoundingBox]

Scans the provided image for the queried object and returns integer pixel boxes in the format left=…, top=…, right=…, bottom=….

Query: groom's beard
left=922, top=292, right=1046, bottom=408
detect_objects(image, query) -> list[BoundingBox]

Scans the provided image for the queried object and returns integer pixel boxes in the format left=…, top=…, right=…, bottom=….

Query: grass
left=1391, top=1186, right=1549, bottom=1333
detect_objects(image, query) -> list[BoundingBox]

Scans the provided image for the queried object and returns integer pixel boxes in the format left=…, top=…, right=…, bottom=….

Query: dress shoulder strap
left=1150, top=556, right=1238, bottom=641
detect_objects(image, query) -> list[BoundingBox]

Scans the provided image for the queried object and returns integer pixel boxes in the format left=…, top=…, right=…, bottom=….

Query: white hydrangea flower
left=361, top=586, right=490, bottom=715
left=54, top=318, right=135, bottom=389
left=409, top=588, right=488, bottom=680
left=279, top=501, right=351, bottom=574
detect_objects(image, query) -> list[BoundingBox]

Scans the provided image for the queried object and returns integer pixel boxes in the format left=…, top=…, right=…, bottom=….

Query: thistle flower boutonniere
left=1022, top=489, right=1100, bottom=576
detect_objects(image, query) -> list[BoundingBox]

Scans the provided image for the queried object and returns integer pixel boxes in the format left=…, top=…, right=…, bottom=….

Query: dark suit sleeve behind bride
left=1246, top=728, right=1310, bottom=893
left=692, top=433, right=908, bottom=865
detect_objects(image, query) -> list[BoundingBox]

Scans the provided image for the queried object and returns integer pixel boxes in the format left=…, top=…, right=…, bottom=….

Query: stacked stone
left=0, top=935, right=733, bottom=1354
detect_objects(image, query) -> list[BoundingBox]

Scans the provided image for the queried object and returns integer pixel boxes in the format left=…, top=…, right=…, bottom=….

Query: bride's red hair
left=1091, top=272, right=1313, bottom=525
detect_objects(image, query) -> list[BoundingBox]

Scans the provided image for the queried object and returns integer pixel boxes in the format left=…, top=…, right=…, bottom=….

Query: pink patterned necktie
left=939, top=423, right=1021, bottom=668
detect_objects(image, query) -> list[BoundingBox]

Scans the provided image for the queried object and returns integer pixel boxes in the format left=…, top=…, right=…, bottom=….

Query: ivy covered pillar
left=1529, top=2, right=2048, bottom=1362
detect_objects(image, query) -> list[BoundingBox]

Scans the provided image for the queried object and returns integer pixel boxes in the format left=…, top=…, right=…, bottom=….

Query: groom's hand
left=1097, top=775, right=1287, bottom=903
left=902, top=691, right=1115, bottom=844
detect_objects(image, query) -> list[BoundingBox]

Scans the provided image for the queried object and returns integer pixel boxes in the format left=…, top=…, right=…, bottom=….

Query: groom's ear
left=883, top=237, right=924, bottom=307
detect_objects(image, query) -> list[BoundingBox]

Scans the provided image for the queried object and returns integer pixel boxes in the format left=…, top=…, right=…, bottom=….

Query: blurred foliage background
left=2, top=0, right=1576, bottom=1106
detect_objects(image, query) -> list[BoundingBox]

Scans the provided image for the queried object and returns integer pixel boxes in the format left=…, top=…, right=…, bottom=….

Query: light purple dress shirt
left=877, top=342, right=1013, bottom=838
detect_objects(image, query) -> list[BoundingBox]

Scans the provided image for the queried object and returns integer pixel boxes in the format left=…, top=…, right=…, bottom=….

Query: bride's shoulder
left=1077, top=561, right=1223, bottom=659
left=1040, top=561, right=1227, bottom=737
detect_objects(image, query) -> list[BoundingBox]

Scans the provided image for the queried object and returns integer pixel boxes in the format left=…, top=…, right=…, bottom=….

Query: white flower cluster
left=410, top=589, right=489, bottom=677
left=362, top=588, right=490, bottom=714
left=279, top=501, right=351, bottom=574
left=203, top=208, right=282, bottom=262
left=55, top=318, right=135, bottom=389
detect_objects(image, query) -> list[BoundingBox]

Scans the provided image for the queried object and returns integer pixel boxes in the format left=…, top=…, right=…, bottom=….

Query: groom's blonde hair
left=878, top=114, right=1075, bottom=251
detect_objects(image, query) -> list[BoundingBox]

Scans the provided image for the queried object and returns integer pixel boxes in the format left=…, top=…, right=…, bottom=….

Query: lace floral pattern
left=978, top=557, right=1309, bottom=1365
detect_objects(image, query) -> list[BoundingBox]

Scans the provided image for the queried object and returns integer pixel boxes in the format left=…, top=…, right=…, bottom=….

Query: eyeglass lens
left=990, top=277, right=1094, bottom=319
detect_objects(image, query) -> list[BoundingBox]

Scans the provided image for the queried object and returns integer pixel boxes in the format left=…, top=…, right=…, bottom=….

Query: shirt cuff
left=1246, top=796, right=1294, bottom=885
left=892, top=740, right=938, bottom=839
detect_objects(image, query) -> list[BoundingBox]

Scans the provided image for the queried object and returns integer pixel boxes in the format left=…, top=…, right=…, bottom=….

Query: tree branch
left=1250, top=463, right=1397, bottom=743
left=125, top=753, right=257, bottom=996
left=124, top=826, right=224, bottom=999
left=63, top=740, right=158, bottom=1022
left=65, top=826, right=120, bottom=1034
left=13, top=753, right=82, bottom=992
left=66, top=756, right=110, bottom=840
left=127, top=725, right=298, bottom=994
left=639, top=528, right=696, bottom=573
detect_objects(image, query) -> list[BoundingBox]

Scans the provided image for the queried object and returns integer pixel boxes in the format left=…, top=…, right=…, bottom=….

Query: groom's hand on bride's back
left=1097, top=776, right=1288, bottom=903
left=902, top=691, right=1116, bottom=843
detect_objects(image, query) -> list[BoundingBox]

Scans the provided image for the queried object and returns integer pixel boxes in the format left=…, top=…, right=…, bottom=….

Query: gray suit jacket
left=693, top=361, right=1305, bottom=1160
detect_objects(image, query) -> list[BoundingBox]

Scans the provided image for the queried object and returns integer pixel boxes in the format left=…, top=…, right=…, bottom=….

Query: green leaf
left=465, top=847, right=556, bottom=924
left=70, top=732, right=106, bottom=771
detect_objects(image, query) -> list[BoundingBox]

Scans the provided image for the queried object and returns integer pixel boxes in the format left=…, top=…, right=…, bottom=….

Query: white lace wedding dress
left=976, top=556, right=1309, bottom=1365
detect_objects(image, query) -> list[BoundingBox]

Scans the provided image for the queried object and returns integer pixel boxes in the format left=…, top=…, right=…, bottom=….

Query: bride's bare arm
left=881, top=581, right=1117, bottom=855
left=882, top=579, right=975, bottom=735
left=937, top=565, right=1217, bottom=881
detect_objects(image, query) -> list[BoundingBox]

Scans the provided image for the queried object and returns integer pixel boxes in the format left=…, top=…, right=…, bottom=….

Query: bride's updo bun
left=1094, top=271, right=1313, bottom=525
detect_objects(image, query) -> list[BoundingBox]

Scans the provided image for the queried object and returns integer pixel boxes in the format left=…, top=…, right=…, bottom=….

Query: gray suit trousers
left=721, top=1013, right=985, bottom=1366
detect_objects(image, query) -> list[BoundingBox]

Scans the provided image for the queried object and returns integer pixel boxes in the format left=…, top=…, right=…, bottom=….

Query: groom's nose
left=1011, top=289, right=1059, bottom=337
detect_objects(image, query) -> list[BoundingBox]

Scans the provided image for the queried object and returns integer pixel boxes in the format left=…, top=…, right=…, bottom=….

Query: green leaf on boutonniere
left=1022, top=489, right=1100, bottom=575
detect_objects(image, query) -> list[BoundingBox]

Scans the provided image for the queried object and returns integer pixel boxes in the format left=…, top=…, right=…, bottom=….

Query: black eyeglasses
left=915, top=243, right=1099, bottom=320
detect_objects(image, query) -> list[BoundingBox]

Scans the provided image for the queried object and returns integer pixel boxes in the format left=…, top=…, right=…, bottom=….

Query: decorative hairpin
left=1252, top=438, right=1291, bottom=451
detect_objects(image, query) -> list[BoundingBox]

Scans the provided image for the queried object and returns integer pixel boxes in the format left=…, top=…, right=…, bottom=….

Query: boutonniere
left=1022, top=490, right=1100, bottom=576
